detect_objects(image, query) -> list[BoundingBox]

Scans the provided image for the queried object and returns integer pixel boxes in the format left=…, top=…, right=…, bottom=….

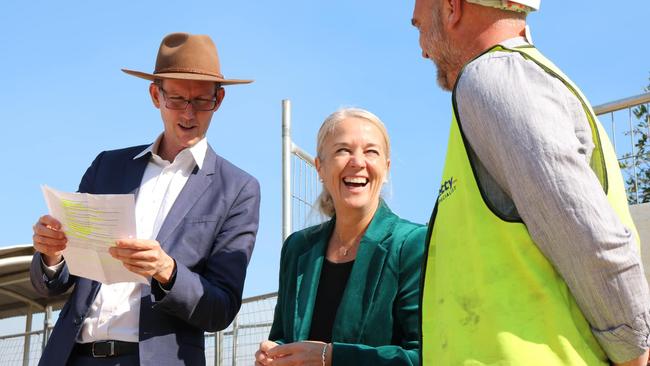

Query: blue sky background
left=1, top=1, right=649, bottom=334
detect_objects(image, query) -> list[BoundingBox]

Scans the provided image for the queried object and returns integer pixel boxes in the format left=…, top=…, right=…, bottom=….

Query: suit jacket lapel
left=76, top=277, right=102, bottom=308
left=332, top=201, right=396, bottom=343
left=295, top=221, right=333, bottom=340
left=122, top=152, right=150, bottom=195
left=155, top=146, right=217, bottom=249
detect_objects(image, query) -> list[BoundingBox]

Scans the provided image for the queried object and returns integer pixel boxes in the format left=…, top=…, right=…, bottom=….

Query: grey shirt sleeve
left=456, top=47, right=650, bottom=362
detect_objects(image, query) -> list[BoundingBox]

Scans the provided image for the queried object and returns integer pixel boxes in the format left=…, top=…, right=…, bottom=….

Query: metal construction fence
left=0, top=331, right=48, bottom=366
left=204, top=292, right=278, bottom=366
left=594, top=92, right=650, bottom=204
left=0, top=292, right=278, bottom=366
left=278, top=92, right=650, bottom=215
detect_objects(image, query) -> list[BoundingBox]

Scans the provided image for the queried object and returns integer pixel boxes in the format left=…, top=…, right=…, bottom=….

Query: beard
left=422, top=7, right=464, bottom=91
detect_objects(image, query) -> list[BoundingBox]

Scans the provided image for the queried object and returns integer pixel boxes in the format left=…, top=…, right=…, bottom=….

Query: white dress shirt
left=45, top=135, right=208, bottom=343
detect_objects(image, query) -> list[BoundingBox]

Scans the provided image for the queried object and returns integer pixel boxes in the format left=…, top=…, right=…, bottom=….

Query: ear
left=446, top=0, right=463, bottom=30
left=315, top=157, right=323, bottom=180
left=149, top=83, right=161, bottom=109
left=214, top=87, right=226, bottom=111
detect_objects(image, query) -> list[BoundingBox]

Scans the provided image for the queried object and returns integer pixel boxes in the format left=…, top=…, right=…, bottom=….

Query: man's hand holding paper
left=110, top=238, right=176, bottom=285
left=32, top=213, right=175, bottom=284
left=32, top=215, right=67, bottom=267
left=38, top=185, right=149, bottom=285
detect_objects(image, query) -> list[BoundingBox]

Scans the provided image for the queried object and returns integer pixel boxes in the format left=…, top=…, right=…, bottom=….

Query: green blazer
left=269, top=201, right=426, bottom=365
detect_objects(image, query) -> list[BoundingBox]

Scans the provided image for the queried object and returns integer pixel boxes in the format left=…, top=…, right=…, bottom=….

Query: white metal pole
left=23, top=307, right=33, bottom=366
left=231, top=316, right=239, bottom=366
left=214, top=331, right=223, bottom=366
left=282, top=99, right=292, bottom=242
left=631, top=108, right=640, bottom=203
left=42, top=305, right=52, bottom=354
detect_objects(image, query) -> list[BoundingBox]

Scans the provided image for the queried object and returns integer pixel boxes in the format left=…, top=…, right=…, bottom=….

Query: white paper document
left=41, top=185, right=148, bottom=285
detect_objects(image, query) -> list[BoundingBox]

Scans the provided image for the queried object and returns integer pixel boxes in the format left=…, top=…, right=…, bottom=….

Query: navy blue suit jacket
left=30, top=144, right=261, bottom=365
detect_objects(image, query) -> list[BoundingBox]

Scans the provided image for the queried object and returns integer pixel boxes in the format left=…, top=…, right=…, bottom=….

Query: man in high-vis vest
left=411, top=1, right=650, bottom=365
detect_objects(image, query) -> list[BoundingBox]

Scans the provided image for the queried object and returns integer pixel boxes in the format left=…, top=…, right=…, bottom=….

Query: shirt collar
left=501, top=36, right=530, bottom=48
left=187, top=137, right=208, bottom=170
left=133, top=134, right=208, bottom=170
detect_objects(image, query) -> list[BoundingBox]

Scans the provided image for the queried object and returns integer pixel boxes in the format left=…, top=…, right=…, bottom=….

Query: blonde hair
left=316, top=108, right=391, bottom=217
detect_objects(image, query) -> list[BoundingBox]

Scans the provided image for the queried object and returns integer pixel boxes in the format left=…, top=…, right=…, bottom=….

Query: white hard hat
left=514, top=0, right=540, bottom=11
left=466, top=0, right=540, bottom=12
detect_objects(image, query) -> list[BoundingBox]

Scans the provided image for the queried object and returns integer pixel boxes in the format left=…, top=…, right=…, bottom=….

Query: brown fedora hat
left=122, top=32, right=252, bottom=85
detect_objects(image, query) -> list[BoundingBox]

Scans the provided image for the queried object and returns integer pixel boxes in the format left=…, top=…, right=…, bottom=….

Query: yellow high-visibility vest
left=421, top=44, right=639, bottom=365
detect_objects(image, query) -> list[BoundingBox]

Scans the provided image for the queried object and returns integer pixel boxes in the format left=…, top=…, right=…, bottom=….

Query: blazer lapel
left=155, top=147, right=216, bottom=249
left=294, top=221, right=333, bottom=340
left=332, top=202, right=396, bottom=343
left=75, top=277, right=102, bottom=309
left=122, top=152, right=150, bottom=195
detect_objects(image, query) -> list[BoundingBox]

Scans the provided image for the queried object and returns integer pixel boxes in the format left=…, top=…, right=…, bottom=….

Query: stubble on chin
left=425, top=36, right=458, bottom=91
left=422, top=13, right=463, bottom=91
left=435, top=62, right=453, bottom=91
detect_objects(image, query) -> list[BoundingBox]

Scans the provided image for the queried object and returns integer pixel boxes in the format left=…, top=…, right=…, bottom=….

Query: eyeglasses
left=158, top=86, right=219, bottom=111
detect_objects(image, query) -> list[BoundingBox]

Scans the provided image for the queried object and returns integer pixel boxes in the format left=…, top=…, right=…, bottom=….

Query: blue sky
left=1, top=1, right=649, bottom=333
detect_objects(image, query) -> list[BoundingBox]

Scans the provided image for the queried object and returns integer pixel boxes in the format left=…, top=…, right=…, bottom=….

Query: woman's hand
left=263, top=341, right=331, bottom=366
left=255, top=340, right=279, bottom=366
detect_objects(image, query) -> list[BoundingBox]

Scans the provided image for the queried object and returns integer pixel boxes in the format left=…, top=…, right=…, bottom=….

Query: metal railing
left=0, top=292, right=279, bottom=366
left=205, top=292, right=278, bottom=366
left=594, top=92, right=650, bottom=204
left=0, top=330, right=49, bottom=366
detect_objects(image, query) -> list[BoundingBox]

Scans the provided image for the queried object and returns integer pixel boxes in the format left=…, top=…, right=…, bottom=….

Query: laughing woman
left=255, top=108, right=425, bottom=366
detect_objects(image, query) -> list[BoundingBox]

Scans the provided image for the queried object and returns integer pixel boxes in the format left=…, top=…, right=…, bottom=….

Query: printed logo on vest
left=437, top=176, right=457, bottom=203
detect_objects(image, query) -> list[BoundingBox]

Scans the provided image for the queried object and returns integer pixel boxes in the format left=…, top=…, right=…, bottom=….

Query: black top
left=308, top=258, right=355, bottom=342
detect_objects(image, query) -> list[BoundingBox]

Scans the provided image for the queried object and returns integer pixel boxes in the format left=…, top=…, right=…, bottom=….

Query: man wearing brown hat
left=30, top=32, right=260, bottom=365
